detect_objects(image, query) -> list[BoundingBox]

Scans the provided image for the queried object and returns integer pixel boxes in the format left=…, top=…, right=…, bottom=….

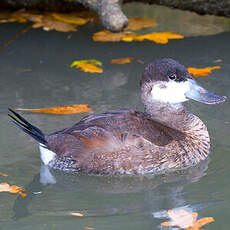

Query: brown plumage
left=8, top=58, right=226, bottom=174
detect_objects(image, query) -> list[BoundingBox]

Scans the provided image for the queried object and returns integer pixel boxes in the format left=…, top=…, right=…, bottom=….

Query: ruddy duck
left=9, top=58, right=226, bottom=174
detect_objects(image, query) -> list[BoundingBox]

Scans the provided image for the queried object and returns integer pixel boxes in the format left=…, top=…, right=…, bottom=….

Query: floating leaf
left=84, top=227, right=94, bottom=230
left=0, top=9, right=97, bottom=32
left=0, top=9, right=27, bottom=23
left=110, top=57, right=133, bottom=64
left=0, top=172, right=8, bottom=177
left=160, top=209, right=214, bottom=229
left=93, top=30, right=135, bottom=42
left=75, top=63, right=103, bottom=73
left=30, top=14, right=77, bottom=32
left=122, top=32, right=184, bottom=44
left=15, top=104, right=92, bottom=115
left=71, top=59, right=103, bottom=73
left=187, top=66, right=221, bottom=77
left=71, top=59, right=102, bottom=67
left=194, top=217, right=215, bottom=228
left=0, top=182, right=27, bottom=197
left=125, top=17, right=157, bottom=31
left=93, top=30, right=183, bottom=44
left=71, top=212, right=84, bottom=217
left=52, top=12, right=90, bottom=26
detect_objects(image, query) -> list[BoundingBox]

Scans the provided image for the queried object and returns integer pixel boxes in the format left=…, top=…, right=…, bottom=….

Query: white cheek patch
left=151, top=81, right=190, bottom=103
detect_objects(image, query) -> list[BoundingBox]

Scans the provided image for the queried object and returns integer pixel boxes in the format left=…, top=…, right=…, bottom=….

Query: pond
left=0, top=2, right=230, bottom=229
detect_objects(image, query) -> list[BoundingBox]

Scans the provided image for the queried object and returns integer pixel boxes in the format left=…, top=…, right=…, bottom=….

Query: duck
left=8, top=58, right=226, bottom=175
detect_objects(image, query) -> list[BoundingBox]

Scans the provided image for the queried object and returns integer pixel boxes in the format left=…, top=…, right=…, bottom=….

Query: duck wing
left=45, top=109, right=182, bottom=173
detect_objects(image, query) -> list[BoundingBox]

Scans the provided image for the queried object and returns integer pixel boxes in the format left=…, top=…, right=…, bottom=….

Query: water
left=0, top=3, right=230, bottom=229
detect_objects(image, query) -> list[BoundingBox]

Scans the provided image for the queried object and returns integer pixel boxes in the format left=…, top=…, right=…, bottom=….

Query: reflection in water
left=123, top=3, right=230, bottom=37
left=13, top=159, right=210, bottom=222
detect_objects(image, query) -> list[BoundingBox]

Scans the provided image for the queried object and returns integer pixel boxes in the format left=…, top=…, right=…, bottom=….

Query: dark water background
left=0, top=3, right=230, bottom=229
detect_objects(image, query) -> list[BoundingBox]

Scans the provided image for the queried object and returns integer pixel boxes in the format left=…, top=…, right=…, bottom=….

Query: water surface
left=0, top=3, right=230, bottom=230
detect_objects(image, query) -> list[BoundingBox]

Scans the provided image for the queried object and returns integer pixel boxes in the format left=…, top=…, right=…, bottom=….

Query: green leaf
left=70, top=59, right=102, bottom=68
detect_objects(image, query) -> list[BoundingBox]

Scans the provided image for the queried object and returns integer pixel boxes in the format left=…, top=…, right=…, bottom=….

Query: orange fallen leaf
left=15, top=104, right=92, bottom=115
left=0, top=182, right=27, bottom=197
left=0, top=172, right=8, bottom=177
left=71, top=212, right=84, bottom=217
left=122, top=32, right=184, bottom=44
left=125, top=17, right=157, bottom=31
left=160, top=209, right=214, bottom=229
left=75, top=63, right=103, bottom=73
left=93, top=30, right=183, bottom=44
left=93, top=30, right=135, bottom=42
left=187, top=66, right=221, bottom=77
left=188, top=217, right=214, bottom=230
left=84, top=227, right=94, bottom=230
left=51, top=12, right=91, bottom=26
left=71, top=59, right=103, bottom=73
left=110, top=57, right=133, bottom=64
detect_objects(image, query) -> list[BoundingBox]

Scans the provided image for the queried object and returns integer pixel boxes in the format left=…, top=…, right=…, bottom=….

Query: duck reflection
left=13, top=158, right=209, bottom=220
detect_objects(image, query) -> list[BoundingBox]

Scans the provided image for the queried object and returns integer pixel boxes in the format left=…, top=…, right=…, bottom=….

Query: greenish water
left=0, top=3, right=230, bottom=230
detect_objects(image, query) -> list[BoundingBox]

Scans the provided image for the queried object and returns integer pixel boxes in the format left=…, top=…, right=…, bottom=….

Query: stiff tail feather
left=8, top=108, right=47, bottom=146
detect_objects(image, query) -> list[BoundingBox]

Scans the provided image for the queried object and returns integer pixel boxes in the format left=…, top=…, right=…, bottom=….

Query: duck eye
left=169, top=74, right=176, bottom=80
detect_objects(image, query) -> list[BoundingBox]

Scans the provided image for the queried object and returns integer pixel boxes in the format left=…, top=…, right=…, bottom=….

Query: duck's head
left=141, top=58, right=226, bottom=106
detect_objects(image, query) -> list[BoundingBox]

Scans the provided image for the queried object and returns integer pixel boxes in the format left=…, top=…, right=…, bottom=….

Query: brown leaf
left=125, top=17, right=157, bottom=31
left=30, top=14, right=77, bottom=32
left=0, top=9, right=97, bottom=32
left=0, top=182, right=27, bottom=197
left=0, top=9, right=27, bottom=23
left=15, top=104, right=92, bottom=115
left=187, top=66, right=221, bottom=77
left=93, top=30, right=135, bottom=42
left=110, top=57, right=133, bottom=64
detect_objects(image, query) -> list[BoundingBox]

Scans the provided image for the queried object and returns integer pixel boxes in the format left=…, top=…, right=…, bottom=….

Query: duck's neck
left=144, top=102, right=196, bottom=131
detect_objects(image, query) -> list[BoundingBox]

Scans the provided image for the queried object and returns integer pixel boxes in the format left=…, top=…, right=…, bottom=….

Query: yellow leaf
left=93, top=30, right=135, bottom=42
left=52, top=12, right=89, bottom=26
left=15, top=104, right=92, bottom=115
left=160, top=209, right=214, bottom=229
left=110, top=57, right=133, bottom=64
left=71, top=59, right=102, bottom=67
left=122, top=32, right=184, bottom=44
left=187, top=66, right=221, bottom=77
left=0, top=172, right=8, bottom=177
left=125, top=17, right=157, bottom=31
left=71, top=59, right=103, bottom=73
left=71, top=212, right=84, bottom=217
left=0, top=182, right=27, bottom=197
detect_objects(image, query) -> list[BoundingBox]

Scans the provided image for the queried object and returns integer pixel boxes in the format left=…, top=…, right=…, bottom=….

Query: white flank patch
left=151, top=80, right=190, bottom=103
left=39, top=144, right=56, bottom=165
